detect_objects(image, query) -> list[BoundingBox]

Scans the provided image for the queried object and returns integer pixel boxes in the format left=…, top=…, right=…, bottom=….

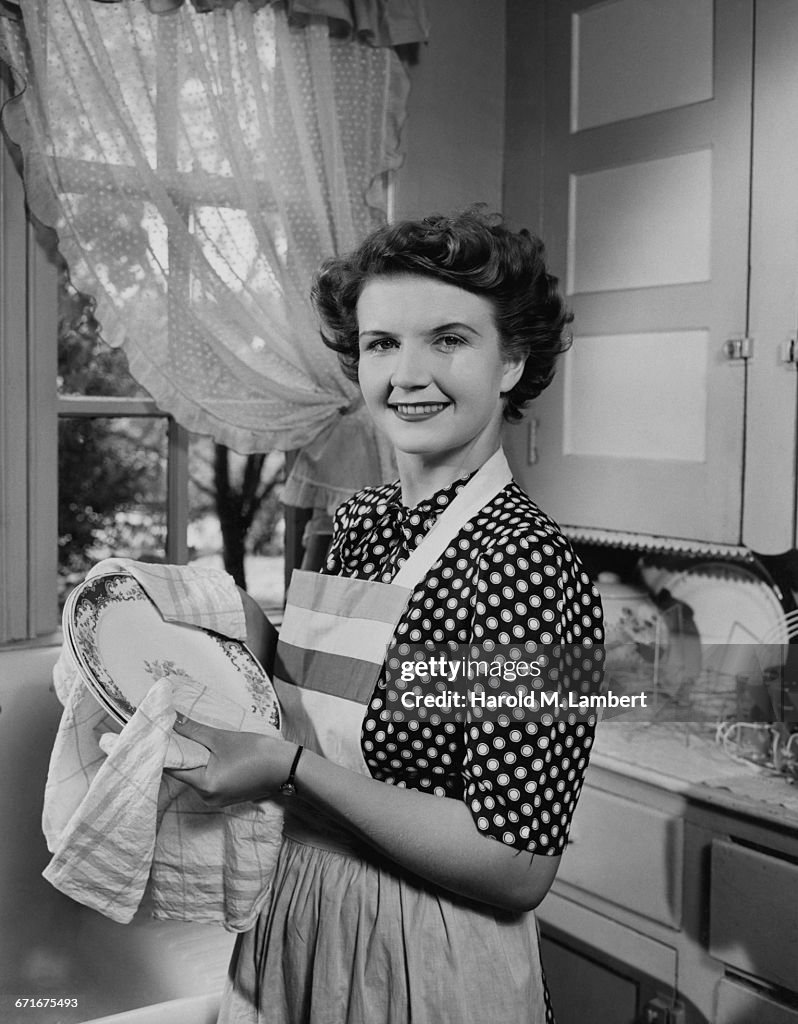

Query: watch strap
left=280, top=744, right=304, bottom=796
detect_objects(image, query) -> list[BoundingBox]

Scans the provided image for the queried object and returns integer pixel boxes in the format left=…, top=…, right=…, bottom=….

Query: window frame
left=0, top=112, right=58, bottom=644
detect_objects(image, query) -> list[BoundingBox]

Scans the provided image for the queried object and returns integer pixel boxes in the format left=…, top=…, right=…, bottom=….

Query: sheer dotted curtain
left=0, top=0, right=423, bottom=474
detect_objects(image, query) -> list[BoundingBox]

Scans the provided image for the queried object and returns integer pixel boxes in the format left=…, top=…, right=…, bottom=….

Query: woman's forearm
left=169, top=719, right=560, bottom=912
left=293, top=747, right=560, bottom=912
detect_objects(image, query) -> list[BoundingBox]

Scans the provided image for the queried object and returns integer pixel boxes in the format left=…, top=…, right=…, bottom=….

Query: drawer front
left=715, top=978, right=798, bottom=1024
left=538, top=891, right=678, bottom=984
left=709, top=839, right=798, bottom=992
left=558, top=785, right=683, bottom=927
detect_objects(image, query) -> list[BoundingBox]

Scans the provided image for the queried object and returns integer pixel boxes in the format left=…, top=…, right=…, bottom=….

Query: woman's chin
left=380, top=422, right=448, bottom=455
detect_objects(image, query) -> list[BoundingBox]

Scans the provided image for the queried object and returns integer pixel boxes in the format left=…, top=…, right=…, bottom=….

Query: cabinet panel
left=568, top=150, right=712, bottom=293
left=542, top=935, right=638, bottom=1024
left=709, top=839, right=798, bottom=992
left=572, top=0, right=713, bottom=130
left=564, top=330, right=708, bottom=462
left=558, top=786, right=683, bottom=927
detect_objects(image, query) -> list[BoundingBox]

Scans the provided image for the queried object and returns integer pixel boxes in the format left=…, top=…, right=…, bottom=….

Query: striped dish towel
left=43, top=561, right=282, bottom=931
left=85, top=557, right=249, bottom=640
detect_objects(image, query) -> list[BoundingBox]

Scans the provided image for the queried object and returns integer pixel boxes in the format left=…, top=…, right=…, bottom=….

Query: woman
left=172, top=209, right=604, bottom=1024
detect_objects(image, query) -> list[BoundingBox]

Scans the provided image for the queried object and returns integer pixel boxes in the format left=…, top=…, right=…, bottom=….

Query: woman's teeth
left=393, top=403, right=448, bottom=415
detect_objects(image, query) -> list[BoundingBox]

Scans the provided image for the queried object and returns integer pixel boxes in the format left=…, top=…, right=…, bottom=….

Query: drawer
left=558, top=785, right=683, bottom=927
left=715, top=978, right=798, bottom=1024
left=538, top=891, right=677, bottom=984
left=709, top=839, right=798, bottom=992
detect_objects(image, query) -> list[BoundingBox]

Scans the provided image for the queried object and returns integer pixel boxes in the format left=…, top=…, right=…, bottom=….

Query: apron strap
left=392, top=448, right=513, bottom=591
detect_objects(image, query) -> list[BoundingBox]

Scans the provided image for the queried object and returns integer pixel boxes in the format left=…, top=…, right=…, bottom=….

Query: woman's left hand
left=167, top=718, right=297, bottom=807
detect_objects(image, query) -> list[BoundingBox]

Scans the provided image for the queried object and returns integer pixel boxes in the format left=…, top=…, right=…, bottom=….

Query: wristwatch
left=280, top=745, right=304, bottom=796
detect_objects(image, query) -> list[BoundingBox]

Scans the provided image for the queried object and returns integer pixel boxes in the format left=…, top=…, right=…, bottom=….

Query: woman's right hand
left=167, top=717, right=297, bottom=807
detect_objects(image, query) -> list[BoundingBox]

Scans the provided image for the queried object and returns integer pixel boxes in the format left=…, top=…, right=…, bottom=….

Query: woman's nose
left=390, top=341, right=431, bottom=389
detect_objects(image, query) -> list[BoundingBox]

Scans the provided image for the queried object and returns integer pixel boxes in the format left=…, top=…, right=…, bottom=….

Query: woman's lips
left=390, top=402, right=450, bottom=420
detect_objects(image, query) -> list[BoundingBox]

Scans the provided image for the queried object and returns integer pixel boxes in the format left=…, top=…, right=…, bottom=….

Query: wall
left=394, top=0, right=506, bottom=220
left=502, top=0, right=546, bottom=233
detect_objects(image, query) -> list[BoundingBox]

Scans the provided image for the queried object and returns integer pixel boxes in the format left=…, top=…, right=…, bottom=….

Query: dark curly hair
left=311, top=208, right=572, bottom=422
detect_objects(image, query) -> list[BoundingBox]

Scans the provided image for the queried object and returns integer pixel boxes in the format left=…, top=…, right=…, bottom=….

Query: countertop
left=590, top=720, right=798, bottom=831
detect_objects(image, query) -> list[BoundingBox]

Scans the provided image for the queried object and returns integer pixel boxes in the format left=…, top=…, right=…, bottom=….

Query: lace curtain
left=0, top=0, right=429, bottom=46
left=0, top=1, right=420, bottom=494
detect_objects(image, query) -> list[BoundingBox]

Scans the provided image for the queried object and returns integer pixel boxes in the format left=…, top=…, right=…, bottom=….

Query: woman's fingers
left=166, top=719, right=213, bottom=791
left=164, top=764, right=205, bottom=786
left=167, top=717, right=295, bottom=805
left=173, top=715, right=215, bottom=750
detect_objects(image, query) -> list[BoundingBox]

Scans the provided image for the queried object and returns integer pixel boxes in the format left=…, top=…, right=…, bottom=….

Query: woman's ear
left=499, top=354, right=525, bottom=396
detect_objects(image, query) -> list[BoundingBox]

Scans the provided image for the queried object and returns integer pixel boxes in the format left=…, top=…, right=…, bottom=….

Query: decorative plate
left=665, top=562, right=788, bottom=647
left=63, top=572, right=280, bottom=729
left=661, top=562, right=789, bottom=721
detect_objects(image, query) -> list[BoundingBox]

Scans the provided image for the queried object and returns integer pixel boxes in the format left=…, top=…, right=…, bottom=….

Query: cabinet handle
left=527, top=417, right=539, bottom=465
left=780, top=336, right=797, bottom=364
left=643, top=996, right=686, bottom=1024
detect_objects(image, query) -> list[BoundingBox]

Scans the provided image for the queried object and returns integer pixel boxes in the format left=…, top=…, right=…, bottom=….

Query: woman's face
left=356, top=274, right=524, bottom=465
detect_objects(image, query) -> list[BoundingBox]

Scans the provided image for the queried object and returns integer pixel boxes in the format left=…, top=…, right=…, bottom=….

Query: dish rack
left=715, top=720, right=798, bottom=782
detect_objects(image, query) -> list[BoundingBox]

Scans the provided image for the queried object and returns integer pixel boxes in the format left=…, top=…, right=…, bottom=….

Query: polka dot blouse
left=324, top=468, right=604, bottom=856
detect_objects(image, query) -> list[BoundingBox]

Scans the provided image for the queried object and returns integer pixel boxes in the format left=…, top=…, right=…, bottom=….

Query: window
left=0, top=77, right=286, bottom=645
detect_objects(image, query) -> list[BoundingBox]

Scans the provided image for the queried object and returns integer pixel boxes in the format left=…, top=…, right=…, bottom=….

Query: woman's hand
left=167, top=718, right=297, bottom=807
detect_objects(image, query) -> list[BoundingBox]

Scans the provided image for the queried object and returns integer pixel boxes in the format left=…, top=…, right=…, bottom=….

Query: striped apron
left=273, top=448, right=512, bottom=774
left=219, top=448, right=548, bottom=1024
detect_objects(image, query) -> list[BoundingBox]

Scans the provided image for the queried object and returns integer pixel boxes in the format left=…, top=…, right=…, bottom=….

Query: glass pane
left=56, top=248, right=150, bottom=398
left=188, top=436, right=286, bottom=611
left=58, top=416, right=167, bottom=605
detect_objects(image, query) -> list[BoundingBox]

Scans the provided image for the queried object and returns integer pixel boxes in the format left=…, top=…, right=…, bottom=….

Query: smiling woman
left=171, top=209, right=604, bottom=1024
left=355, top=275, right=525, bottom=502
left=312, top=209, right=573, bottom=419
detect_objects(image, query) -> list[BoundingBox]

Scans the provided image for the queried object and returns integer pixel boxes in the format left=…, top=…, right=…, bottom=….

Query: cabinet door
left=504, top=0, right=753, bottom=543
left=541, top=933, right=669, bottom=1024
left=744, top=0, right=798, bottom=553
left=709, top=839, right=798, bottom=994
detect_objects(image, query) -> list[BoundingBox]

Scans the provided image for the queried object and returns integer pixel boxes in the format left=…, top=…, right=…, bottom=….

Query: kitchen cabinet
left=542, top=934, right=647, bottom=1023
left=538, top=725, right=798, bottom=1024
left=503, top=0, right=798, bottom=554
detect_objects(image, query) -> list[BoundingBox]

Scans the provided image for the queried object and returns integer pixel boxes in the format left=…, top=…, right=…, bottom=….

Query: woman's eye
left=364, top=337, right=397, bottom=352
left=436, top=334, right=466, bottom=350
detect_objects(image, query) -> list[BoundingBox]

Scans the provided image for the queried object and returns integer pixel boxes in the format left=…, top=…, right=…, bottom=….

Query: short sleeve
left=462, top=532, right=604, bottom=854
left=322, top=498, right=355, bottom=575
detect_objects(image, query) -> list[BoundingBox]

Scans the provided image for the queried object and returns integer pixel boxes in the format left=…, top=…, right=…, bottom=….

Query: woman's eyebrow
left=358, top=328, right=394, bottom=339
left=424, top=321, right=480, bottom=337
left=358, top=321, right=480, bottom=339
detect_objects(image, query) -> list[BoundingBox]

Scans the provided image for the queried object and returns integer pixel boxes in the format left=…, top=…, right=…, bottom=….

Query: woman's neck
left=396, top=442, right=502, bottom=508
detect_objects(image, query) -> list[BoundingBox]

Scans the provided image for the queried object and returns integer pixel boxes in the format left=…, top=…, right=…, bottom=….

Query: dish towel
left=43, top=559, right=283, bottom=932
